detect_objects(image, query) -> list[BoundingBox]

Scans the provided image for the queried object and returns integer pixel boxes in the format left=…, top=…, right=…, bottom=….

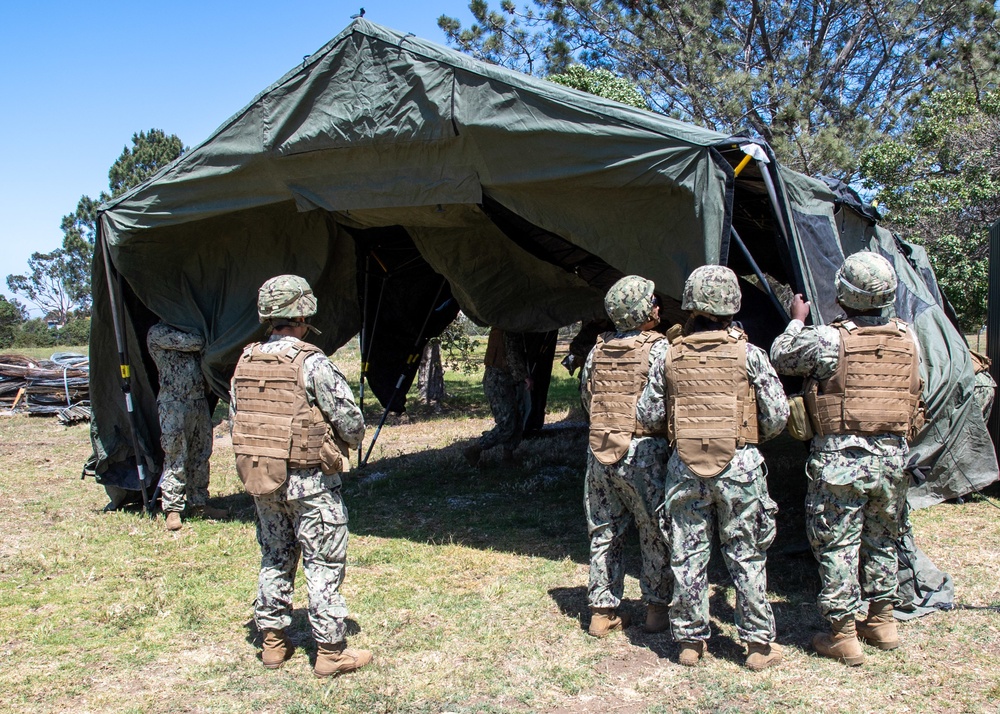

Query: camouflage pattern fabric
left=147, top=323, right=212, bottom=513
left=581, top=334, right=672, bottom=609
left=479, top=366, right=524, bottom=451
left=584, top=439, right=672, bottom=609
left=254, top=488, right=349, bottom=644
left=835, top=251, right=897, bottom=310
left=604, top=275, right=656, bottom=331
left=771, top=316, right=911, bottom=621
left=478, top=332, right=529, bottom=452
left=257, top=274, right=317, bottom=321
left=157, top=400, right=213, bottom=512
left=663, top=460, right=777, bottom=643
left=646, top=338, right=786, bottom=644
left=681, top=265, right=741, bottom=316
left=230, top=334, right=365, bottom=644
left=770, top=316, right=912, bottom=455
left=637, top=341, right=790, bottom=472
left=805, top=449, right=908, bottom=620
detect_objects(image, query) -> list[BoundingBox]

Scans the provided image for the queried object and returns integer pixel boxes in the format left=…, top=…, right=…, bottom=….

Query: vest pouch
left=590, top=429, right=632, bottom=465
left=319, top=430, right=350, bottom=474
left=786, top=395, right=813, bottom=441
left=236, top=454, right=288, bottom=496
left=908, top=402, right=927, bottom=441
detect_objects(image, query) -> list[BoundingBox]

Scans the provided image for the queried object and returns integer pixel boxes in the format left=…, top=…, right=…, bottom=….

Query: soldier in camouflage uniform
left=770, top=252, right=922, bottom=666
left=463, top=328, right=532, bottom=466
left=638, top=265, right=788, bottom=670
left=580, top=276, right=672, bottom=637
left=230, top=275, right=370, bottom=677
left=146, top=322, right=225, bottom=531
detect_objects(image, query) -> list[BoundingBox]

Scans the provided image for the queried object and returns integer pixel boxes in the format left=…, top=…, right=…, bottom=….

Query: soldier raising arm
left=770, top=252, right=923, bottom=666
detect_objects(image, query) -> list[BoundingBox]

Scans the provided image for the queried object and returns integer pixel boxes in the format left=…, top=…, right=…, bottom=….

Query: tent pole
left=99, top=219, right=151, bottom=513
left=357, top=253, right=370, bottom=468
left=361, top=277, right=448, bottom=467
left=730, top=227, right=790, bottom=322
left=358, top=250, right=389, bottom=466
left=756, top=159, right=793, bottom=247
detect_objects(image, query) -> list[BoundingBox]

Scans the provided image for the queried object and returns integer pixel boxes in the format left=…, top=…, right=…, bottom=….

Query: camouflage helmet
left=836, top=252, right=897, bottom=310
left=604, top=275, right=657, bottom=331
left=682, top=265, right=741, bottom=316
left=257, top=275, right=317, bottom=323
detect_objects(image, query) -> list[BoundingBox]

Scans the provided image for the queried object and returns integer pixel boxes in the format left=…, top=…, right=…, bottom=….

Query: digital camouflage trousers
left=585, top=438, right=672, bottom=609
left=806, top=448, right=908, bottom=621
left=479, top=366, right=524, bottom=451
left=254, top=488, right=350, bottom=645
left=157, top=397, right=212, bottom=512
left=663, top=464, right=777, bottom=644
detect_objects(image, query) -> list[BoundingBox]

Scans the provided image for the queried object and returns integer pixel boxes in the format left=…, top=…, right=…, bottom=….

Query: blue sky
left=0, top=1, right=475, bottom=312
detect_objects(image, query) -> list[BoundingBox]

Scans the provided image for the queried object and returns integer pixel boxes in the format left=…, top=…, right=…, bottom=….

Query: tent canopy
left=88, top=19, right=997, bottom=508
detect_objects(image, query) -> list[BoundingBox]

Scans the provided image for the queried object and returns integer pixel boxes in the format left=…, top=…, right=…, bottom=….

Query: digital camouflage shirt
left=147, top=323, right=207, bottom=403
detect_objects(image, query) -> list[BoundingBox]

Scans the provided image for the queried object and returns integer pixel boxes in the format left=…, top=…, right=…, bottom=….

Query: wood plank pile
left=0, top=352, right=90, bottom=420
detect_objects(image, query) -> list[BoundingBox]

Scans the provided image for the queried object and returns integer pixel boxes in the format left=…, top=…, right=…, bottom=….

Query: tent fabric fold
left=88, top=18, right=995, bottom=511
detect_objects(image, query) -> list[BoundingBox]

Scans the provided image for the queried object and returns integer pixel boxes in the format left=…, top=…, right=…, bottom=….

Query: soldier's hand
left=525, top=377, right=535, bottom=391
left=791, top=294, right=810, bottom=322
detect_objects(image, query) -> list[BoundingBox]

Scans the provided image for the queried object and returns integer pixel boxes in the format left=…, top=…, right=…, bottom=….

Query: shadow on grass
left=197, top=424, right=828, bottom=624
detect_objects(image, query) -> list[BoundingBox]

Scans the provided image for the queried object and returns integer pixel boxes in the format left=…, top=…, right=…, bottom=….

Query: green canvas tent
left=87, top=19, right=997, bottom=514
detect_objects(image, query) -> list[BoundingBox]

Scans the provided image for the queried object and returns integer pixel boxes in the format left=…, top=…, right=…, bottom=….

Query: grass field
left=1, top=343, right=999, bottom=713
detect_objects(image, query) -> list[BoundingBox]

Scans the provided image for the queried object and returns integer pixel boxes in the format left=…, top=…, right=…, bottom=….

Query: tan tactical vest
left=232, top=341, right=346, bottom=496
left=588, top=331, right=667, bottom=465
left=664, top=326, right=758, bottom=478
left=804, top=318, right=922, bottom=438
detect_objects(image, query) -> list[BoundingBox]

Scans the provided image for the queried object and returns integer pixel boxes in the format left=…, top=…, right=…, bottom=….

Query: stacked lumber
left=0, top=352, right=90, bottom=419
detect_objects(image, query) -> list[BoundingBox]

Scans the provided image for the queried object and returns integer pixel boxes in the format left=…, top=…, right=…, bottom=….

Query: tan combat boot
left=261, top=629, right=293, bottom=669
left=314, top=642, right=372, bottom=677
left=644, top=603, right=670, bottom=634
left=745, top=642, right=783, bottom=671
left=588, top=607, right=631, bottom=637
left=857, top=601, right=900, bottom=650
left=164, top=511, right=182, bottom=531
left=678, top=640, right=706, bottom=667
left=812, top=617, right=865, bottom=666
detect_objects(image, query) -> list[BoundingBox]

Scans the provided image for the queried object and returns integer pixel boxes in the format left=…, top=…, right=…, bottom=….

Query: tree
left=417, top=342, right=446, bottom=405
left=548, top=65, right=647, bottom=110
left=0, top=295, right=28, bottom=349
left=8, top=130, right=184, bottom=318
left=107, top=129, right=184, bottom=196
left=6, top=250, right=80, bottom=325
left=416, top=313, right=482, bottom=406
left=859, top=89, right=1000, bottom=331
left=440, top=0, right=1000, bottom=177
